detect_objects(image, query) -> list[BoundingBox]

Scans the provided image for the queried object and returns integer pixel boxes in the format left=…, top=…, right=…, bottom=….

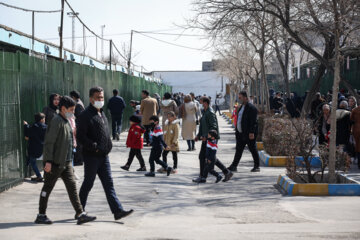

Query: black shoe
left=166, top=167, right=173, bottom=176
left=187, top=148, right=192, bottom=151
left=114, top=209, right=134, bottom=220
left=35, top=214, right=52, bottom=224
left=223, top=171, right=233, bottom=182
left=227, top=166, right=238, bottom=172
left=121, top=165, right=130, bottom=171
left=192, top=147, right=196, bottom=151
left=250, top=167, right=260, bottom=172
left=215, top=175, right=223, bottom=183
left=73, top=162, right=83, bottom=166
left=116, top=134, right=120, bottom=141
left=145, top=172, right=155, bottom=177
left=192, top=177, right=206, bottom=183
left=77, top=213, right=96, bottom=225
left=136, top=167, right=147, bottom=171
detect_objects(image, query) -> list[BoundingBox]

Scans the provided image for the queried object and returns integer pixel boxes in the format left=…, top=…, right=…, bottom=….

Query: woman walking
left=181, top=95, right=198, bottom=151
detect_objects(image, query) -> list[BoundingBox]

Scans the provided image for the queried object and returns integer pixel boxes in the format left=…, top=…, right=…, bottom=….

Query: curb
left=277, top=174, right=360, bottom=196
left=259, top=150, right=322, bottom=167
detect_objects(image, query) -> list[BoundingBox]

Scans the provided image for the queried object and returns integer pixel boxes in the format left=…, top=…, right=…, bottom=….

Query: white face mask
left=65, top=112, right=74, bottom=119
left=93, top=101, right=104, bottom=109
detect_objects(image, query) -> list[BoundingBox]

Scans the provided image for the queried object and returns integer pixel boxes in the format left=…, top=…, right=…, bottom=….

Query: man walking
left=70, top=90, right=85, bottom=166
left=78, top=87, right=133, bottom=221
left=107, top=89, right=126, bottom=141
left=193, top=97, right=233, bottom=183
left=228, top=91, right=260, bottom=172
left=140, top=90, right=158, bottom=146
left=35, top=96, right=96, bottom=225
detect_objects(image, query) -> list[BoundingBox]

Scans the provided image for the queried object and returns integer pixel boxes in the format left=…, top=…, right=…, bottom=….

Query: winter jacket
left=197, top=107, right=220, bottom=139
left=336, top=108, right=351, bottom=145
left=126, top=123, right=145, bottom=149
left=43, top=114, right=74, bottom=168
left=160, top=99, right=178, bottom=126
left=140, top=96, right=158, bottom=126
left=150, top=125, right=167, bottom=150
left=234, top=102, right=258, bottom=137
left=77, top=104, right=113, bottom=157
left=108, top=96, right=126, bottom=116
left=206, top=139, right=218, bottom=161
left=163, top=119, right=180, bottom=152
left=24, top=122, right=47, bottom=158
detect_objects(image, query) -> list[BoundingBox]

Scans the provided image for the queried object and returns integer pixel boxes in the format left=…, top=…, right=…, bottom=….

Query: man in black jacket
left=107, top=89, right=126, bottom=141
left=228, top=91, right=260, bottom=172
left=78, top=86, right=133, bottom=221
left=70, top=90, right=85, bottom=166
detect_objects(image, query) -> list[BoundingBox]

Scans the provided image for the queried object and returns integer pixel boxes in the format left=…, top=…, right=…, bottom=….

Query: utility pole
left=100, top=25, right=105, bottom=60
left=127, top=30, right=133, bottom=72
left=59, top=0, right=65, bottom=59
left=109, top=39, right=112, bottom=70
left=31, top=11, right=35, bottom=52
left=67, top=11, right=79, bottom=51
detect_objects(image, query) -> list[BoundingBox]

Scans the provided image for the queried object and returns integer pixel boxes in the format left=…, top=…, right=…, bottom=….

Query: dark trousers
left=203, top=157, right=220, bottom=178
left=39, top=162, right=83, bottom=215
left=73, top=144, right=84, bottom=166
left=144, top=125, right=152, bottom=145
left=162, top=150, right=178, bottom=169
left=29, top=156, right=41, bottom=178
left=187, top=140, right=195, bottom=150
left=79, top=155, right=123, bottom=214
left=126, top=148, right=145, bottom=167
left=230, top=131, right=260, bottom=168
left=215, top=105, right=221, bottom=115
left=111, top=115, right=123, bottom=139
left=199, top=140, right=228, bottom=178
left=149, top=148, right=168, bottom=172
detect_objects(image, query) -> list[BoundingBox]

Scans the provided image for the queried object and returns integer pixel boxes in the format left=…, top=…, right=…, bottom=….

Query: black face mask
left=150, top=122, right=156, bottom=129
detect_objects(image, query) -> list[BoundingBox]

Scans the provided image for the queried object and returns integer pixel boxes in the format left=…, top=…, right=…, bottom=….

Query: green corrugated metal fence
left=0, top=51, right=172, bottom=191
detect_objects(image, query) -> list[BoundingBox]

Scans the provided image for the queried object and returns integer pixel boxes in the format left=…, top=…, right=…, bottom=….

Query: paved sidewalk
left=0, top=115, right=359, bottom=240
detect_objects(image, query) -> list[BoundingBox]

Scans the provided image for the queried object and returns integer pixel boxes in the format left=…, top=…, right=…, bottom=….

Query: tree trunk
left=328, top=1, right=340, bottom=184
left=260, top=52, right=270, bottom=113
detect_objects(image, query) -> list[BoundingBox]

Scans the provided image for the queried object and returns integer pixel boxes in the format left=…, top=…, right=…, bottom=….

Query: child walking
left=121, top=115, right=147, bottom=171
left=158, top=111, right=180, bottom=174
left=24, top=113, right=47, bottom=182
left=203, top=130, right=232, bottom=183
left=145, top=115, right=173, bottom=177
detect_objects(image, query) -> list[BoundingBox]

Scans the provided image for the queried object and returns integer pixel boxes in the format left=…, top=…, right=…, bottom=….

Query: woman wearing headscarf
left=42, top=93, right=61, bottom=125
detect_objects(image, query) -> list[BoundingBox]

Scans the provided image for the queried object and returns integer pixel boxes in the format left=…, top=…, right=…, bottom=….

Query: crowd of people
left=23, top=86, right=262, bottom=225
left=261, top=88, right=360, bottom=168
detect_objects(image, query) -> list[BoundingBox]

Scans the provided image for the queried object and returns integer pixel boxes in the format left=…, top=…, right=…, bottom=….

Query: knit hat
left=129, top=115, right=141, bottom=123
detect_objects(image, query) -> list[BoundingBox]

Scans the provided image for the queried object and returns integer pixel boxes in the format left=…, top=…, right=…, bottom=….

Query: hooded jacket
left=160, top=99, right=178, bottom=125
left=163, top=119, right=180, bottom=152
left=126, top=123, right=145, bottom=149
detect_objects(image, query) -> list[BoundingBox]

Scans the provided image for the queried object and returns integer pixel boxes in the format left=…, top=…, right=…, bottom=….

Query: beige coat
left=161, top=99, right=179, bottom=127
left=181, top=102, right=197, bottom=140
left=140, top=96, right=158, bottom=126
left=163, top=119, right=180, bottom=152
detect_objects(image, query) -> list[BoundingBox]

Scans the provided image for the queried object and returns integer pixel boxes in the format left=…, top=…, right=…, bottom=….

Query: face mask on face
left=93, top=101, right=104, bottom=109
left=150, top=122, right=156, bottom=129
left=65, top=112, right=74, bottom=119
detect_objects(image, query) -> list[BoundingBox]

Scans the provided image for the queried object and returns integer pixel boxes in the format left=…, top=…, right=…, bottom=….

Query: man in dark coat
left=228, top=91, right=260, bottom=172
left=77, top=86, right=133, bottom=221
left=107, top=89, right=126, bottom=141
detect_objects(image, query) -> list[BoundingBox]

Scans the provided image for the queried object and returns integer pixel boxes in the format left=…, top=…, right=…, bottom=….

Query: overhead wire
left=0, top=2, right=61, bottom=13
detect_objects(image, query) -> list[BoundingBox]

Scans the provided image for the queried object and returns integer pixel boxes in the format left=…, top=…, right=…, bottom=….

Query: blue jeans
left=29, top=156, right=41, bottom=178
left=79, top=155, right=123, bottom=214
left=111, top=115, right=122, bottom=139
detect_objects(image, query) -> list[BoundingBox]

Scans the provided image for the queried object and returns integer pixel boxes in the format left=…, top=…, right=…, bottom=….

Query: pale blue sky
left=0, top=0, right=213, bottom=71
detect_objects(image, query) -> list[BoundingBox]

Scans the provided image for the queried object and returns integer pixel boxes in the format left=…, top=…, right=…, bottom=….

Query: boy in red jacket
left=121, top=115, right=147, bottom=171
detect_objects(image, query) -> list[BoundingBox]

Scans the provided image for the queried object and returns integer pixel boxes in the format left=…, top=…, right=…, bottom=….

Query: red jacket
left=126, top=124, right=145, bottom=149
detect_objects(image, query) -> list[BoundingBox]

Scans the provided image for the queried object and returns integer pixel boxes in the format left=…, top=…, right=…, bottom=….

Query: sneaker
left=250, top=167, right=260, bottom=172
left=121, top=165, right=130, bottom=171
left=116, top=134, right=120, bottom=141
left=227, top=166, right=238, bottom=172
left=215, top=175, right=223, bottom=183
left=77, top=212, right=96, bottom=225
left=35, top=214, right=52, bottom=224
left=223, top=171, right=234, bottom=182
left=136, top=167, right=147, bottom=171
left=166, top=167, right=173, bottom=176
left=145, top=172, right=156, bottom=177
left=157, top=167, right=166, bottom=173
left=187, top=148, right=192, bottom=151
left=192, top=177, right=206, bottom=183
left=36, top=177, right=44, bottom=182
left=192, top=147, right=196, bottom=151
left=114, top=209, right=134, bottom=220
left=171, top=168, right=178, bottom=174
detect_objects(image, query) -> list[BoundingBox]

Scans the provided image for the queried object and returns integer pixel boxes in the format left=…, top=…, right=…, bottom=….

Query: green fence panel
left=0, top=51, right=172, bottom=191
